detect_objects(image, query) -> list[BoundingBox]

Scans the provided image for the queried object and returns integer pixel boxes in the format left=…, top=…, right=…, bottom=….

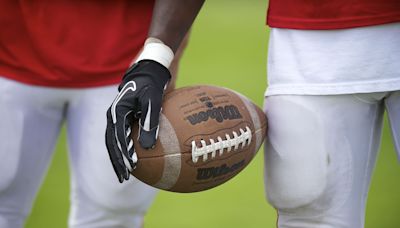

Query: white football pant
left=264, top=92, right=400, bottom=228
left=0, top=77, right=158, bottom=228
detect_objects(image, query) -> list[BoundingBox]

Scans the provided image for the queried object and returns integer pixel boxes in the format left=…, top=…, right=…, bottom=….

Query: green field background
left=26, top=1, right=400, bottom=227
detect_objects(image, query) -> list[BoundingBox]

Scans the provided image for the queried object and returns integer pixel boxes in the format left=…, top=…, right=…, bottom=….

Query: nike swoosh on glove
left=106, top=60, right=171, bottom=183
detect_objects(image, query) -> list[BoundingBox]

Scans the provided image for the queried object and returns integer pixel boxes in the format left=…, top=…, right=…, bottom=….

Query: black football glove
left=106, top=60, right=171, bottom=183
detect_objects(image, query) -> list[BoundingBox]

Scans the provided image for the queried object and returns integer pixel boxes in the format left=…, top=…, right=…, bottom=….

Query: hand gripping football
left=131, top=85, right=267, bottom=193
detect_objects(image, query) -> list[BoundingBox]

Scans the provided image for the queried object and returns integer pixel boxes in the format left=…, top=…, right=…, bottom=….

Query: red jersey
left=267, top=0, right=400, bottom=30
left=0, top=1, right=154, bottom=88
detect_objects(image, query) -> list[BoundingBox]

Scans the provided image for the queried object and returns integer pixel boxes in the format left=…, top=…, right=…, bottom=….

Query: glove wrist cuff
left=135, top=38, right=174, bottom=69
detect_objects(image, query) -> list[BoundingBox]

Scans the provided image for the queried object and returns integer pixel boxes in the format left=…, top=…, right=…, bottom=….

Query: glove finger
left=112, top=101, right=137, bottom=174
left=105, top=108, right=130, bottom=182
left=121, top=120, right=138, bottom=171
left=138, top=87, right=163, bottom=149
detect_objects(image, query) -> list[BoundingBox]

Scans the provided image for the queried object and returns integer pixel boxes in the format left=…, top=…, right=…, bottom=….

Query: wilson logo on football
left=185, top=105, right=243, bottom=125
left=196, top=160, right=245, bottom=180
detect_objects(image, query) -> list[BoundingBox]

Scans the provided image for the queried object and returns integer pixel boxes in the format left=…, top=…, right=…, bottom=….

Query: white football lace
left=191, top=126, right=252, bottom=163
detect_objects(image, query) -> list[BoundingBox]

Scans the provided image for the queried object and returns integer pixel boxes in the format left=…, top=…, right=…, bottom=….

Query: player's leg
left=264, top=93, right=386, bottom=228
left=66, top=85, right=158, bottom=228
left=385, top=91, right=400, bottom=160
left=0, top=78, right=64, bottom=228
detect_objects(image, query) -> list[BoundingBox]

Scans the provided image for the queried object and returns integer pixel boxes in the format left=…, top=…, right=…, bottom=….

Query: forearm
left=166, top=31, right=190, bottom=92
left=149, top=0, right=205, bottom=53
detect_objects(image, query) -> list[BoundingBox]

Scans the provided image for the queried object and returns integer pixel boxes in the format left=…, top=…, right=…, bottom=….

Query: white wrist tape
left=135, top=39, right=174, bottom=69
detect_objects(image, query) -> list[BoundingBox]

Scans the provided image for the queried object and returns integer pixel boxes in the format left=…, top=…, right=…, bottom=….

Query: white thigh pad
left=263, top=92, right=385, bottom=227
left=264, top=96, right=329, bottom=210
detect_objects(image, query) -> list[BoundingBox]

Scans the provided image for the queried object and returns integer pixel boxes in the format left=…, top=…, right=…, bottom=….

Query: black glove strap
left=119, top=60, right=171, bottom=92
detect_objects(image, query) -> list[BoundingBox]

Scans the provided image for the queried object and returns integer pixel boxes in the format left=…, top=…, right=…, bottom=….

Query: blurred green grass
left=26, top=1, right=400, bottom=227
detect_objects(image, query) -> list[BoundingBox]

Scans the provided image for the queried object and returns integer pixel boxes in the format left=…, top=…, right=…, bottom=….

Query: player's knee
left=0, top=171, right=16, bottom=192
left=265, top=153, right=328, bottom=210
left=82, top=179, right=158, bottom=212
left=266, top=177, right=326, bottom=210
left=264, top=144, right=329, bottom=210
left=70, top=181, right=158, bottom=228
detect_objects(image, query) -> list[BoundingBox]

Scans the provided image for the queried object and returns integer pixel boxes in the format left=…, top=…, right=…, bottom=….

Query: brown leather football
left=131, top=85, right=267, bottom=193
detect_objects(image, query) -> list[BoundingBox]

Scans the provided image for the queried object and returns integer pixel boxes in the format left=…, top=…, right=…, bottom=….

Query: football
left=131, top=85, right=267, bottom=193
